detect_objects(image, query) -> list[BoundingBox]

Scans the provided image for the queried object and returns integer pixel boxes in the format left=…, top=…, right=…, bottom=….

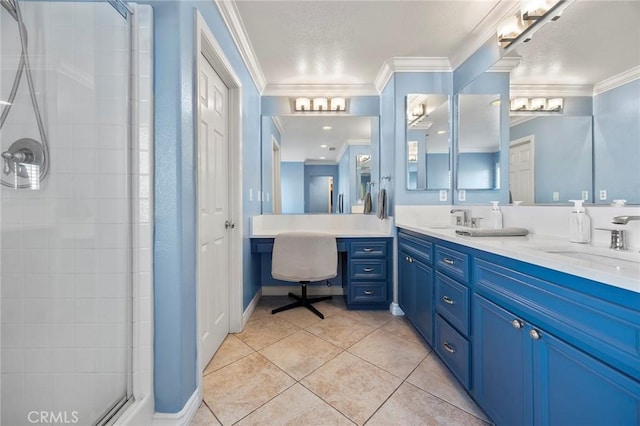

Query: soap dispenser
left=569, top=200, right=591, bottom=243
left=490, top=201, right=503, bottom=229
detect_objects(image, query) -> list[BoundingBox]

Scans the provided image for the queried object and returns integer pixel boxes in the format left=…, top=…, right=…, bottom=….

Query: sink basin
left=536, top=247, right=640, bottom=271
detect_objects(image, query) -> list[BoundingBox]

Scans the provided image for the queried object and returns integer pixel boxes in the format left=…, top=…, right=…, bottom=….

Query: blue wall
left=594, top=79, right=640, bottom=204
left=337, top=148, right=351, bottom=212
left=426, top=153, right=450, bottom=189
left=457, top=152, right=499, bottom=190
left=511, top=116, right=593, bottom=203
left=143, top=0, right=261, bottom=414
left=281, top=162, right=304, bottom=213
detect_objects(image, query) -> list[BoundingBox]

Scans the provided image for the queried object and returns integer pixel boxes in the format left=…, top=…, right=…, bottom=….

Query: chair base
left=271, top=282, right=332, bottom=319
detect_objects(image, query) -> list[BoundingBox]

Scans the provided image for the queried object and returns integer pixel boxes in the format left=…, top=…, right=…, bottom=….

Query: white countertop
left=397, top=221, right=640, bottom=294
left=251, top=214, right=394, bottom=238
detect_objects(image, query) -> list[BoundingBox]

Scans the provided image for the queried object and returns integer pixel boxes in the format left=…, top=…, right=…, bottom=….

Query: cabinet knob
left=511, top=319, right=523, bottom=329
left=529, top=329, right=542, bottom=340
left=442, top=341, right=456, bottom=354
left=442, top=295, right=455, bottom=305
left=443, top=258, right=455, bottom=265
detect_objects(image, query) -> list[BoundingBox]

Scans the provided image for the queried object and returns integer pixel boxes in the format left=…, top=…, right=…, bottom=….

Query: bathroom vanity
left=396, top=224, right=640, bottom=425
left=250, top=215, right=394, bottom=309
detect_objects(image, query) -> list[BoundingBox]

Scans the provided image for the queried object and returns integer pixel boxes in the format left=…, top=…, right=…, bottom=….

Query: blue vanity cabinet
left=473, top=258, right=640, bottom=426
left=346, top=238, right=393, bottom=310
left=398, top=230, right=434, bottom=345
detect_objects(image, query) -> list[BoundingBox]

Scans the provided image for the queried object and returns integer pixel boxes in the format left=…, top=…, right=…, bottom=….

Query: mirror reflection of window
left=406, top=94, right=450, bottom=191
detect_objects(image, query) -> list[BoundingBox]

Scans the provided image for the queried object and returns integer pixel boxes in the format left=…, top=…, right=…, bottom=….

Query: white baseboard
left=390, top=302, right=405, bottom=316
left=242, top=288, right=262, bottom=329
left=261, top=285, right=345, bottom=297
left=153, top=388, right=202, bottom=426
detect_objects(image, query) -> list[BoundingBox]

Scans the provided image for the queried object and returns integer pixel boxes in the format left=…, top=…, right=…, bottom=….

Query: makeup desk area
left=250, top=215, right=394, bottom=310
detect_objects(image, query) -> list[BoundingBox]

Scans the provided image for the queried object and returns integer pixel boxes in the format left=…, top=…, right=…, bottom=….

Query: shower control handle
left=2, top=149, right=31, bottom=175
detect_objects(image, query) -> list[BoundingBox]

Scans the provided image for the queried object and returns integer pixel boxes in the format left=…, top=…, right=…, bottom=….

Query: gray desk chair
left=271, top=232, right=337, bottom=319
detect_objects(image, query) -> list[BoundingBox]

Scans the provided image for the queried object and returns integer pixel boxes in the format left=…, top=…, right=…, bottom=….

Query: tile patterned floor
left=192, top=296, right=491, bottom=426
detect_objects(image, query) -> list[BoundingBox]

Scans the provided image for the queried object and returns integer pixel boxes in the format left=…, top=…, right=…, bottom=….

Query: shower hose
left=0, top=0, right=50, bottom=188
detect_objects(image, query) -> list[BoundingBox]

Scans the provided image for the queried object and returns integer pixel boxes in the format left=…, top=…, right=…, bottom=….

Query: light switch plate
left=599, top=190, right=607, bottom=200
left=249, top=188, right=253, bottom=201
left=439, top=190, right=447, bottom=201
left=553, top=192, right=559, bottom=201
left=582, top=190, right=589, bottom=201
left=458, top=190, right=466, bottom=202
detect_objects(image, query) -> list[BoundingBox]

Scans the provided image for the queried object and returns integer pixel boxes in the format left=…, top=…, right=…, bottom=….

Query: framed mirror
left=456, top=94, right=501, bottom=190
left=405, top=94, right=450, bottom=190
left=261, top=115, right=378, bottom=214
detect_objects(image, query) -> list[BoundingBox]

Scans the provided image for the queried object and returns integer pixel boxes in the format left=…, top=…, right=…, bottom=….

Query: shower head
left=1, top=0, right=17, bottom=20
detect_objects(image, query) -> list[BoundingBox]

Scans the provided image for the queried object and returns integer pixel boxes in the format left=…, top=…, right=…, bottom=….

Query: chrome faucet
left=611, top=216, right=640, bottom=225
left=451, top=209, right=471, bottom=227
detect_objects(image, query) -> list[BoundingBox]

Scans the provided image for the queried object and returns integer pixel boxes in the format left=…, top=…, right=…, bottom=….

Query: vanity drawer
left=350, top=241, right=387, bottom=258
left=350, top=260, right=387, bottom=280
left=435, top=272, right=470, bottom=336
left=435, top=314, right=470, bottom=389
left=435, top=245, right=470, bottom=284
left=350, top=282, right=388, bottom=303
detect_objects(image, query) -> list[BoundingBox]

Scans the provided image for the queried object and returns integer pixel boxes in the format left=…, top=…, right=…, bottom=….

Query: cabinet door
left=413, top=259, right=433, bottom=345
left=398, top=250, right=415, bottom=320
left=533, top=331, right=640, bottom=426
left=473, top=294, right=533, bottom=426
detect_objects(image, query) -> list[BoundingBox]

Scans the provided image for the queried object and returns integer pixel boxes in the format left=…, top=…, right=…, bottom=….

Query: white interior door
left=198, top=54, right=230, bottom=372
left=510, top=137, right=535, bottom=205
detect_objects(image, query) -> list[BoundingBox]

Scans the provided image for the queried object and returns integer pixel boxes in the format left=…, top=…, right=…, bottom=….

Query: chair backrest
left=271, top=232, right=338, bottom=282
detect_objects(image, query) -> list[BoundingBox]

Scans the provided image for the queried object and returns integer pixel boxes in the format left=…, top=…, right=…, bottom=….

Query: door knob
left=225, top=220, right=235, bottom=229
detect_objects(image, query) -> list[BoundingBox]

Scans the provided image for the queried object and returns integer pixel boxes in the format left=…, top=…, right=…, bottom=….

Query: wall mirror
left=456, top=94, right=501, bottom=190
left=504, top=0, right=639, bottom=204
left=405, top=94, right=450, bottom=191
left=261, top=115, right=378, bottom=214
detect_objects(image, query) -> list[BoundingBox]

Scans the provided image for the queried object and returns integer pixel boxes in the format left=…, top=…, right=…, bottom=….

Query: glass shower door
left=1, top=1, right=133, bottom=424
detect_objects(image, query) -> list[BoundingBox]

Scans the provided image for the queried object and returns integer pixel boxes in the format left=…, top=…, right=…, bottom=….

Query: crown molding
left=449, top=1, right=521, bottom=70
left=510, top=84, right=593, bottom=97
left=374, top=57, right=452, bottom=93
left=304, top=159, right=338, bottom=166
left=488, top=56, right=522, bottom=72
left=215, top=0, right=267, bottom=93
left=593, top=66, right=640, bottom=96
left=347, top=139, right=371, bottom=146
left=262, top=84, right=378, bottom=97
left=335, top=143, right=348, bottom=164
left=271, top=116, right=284, bottom=136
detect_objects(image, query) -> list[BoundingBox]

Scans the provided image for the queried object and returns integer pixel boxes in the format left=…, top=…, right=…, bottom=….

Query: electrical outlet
left=439, top=190, right=447, bottom=201
left=458, top=190, right=466, bottom=202
left=249, top=188, right=253, bottom=201
left=553, top=192, right=559, bottom=201
left=582, top=190, right=589, bottom=201
left=599, top=190, right=607, bottom=200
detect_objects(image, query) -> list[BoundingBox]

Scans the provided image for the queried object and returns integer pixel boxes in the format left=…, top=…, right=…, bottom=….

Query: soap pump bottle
left=490, top=201, right=503, bottom=229
left=568, top=200, right=591, bottom=243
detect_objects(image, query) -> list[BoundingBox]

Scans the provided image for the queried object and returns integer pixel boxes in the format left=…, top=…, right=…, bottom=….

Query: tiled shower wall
left=1, top=2, right=153, bottom=425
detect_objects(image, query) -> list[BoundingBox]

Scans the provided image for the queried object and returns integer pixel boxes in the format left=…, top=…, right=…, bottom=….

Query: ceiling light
left=313, top=97, right=328, bottom=111
left=510, top=97, right=563, bottom=112
left=295, top=97, right=310, bottom=111
left=322, top=126, right=332, bottom=131
left=320, top=144, right=328, bottom=148
left=437, top=130, right=447, bottom=135
left=490, top=99, right=501, bottom=106
left=330, top=98, right=346, bottom=111
left=319, top=156, right=326, bottom=160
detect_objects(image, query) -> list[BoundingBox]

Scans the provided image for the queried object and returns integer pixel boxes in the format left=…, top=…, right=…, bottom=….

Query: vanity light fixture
left=497, top=0, right=571, bottom=48
left=510, top=97, right=563, bottom=112
left=293, top=97, right=348, bottom=112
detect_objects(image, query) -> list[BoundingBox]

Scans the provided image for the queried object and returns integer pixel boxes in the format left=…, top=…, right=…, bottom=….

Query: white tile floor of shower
left=191, top=296, right=491, bottom=426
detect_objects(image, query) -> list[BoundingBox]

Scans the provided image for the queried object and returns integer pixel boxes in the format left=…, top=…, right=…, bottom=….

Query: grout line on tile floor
left=202, top=399, right=223, bottom=425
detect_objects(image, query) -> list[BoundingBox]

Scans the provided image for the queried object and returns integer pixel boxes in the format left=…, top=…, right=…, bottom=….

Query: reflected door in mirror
left=308, top=176, right=334, bottom=213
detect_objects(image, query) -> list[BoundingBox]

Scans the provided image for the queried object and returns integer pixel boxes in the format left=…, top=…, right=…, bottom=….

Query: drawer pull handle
left=442, top=342, right=456, bottom=354
left=512, top=319, right=523, bottom=329
left=443, top=258, right=455, bottom=265
left=364, top=290, right=375, bottom=295
left=363, top=267, right=374, bottom=272
left=529, top=329, right=542, bottom=340
left=363, top=248, right=373, bottom=252
left=442, top=296, right=455, bottom=305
